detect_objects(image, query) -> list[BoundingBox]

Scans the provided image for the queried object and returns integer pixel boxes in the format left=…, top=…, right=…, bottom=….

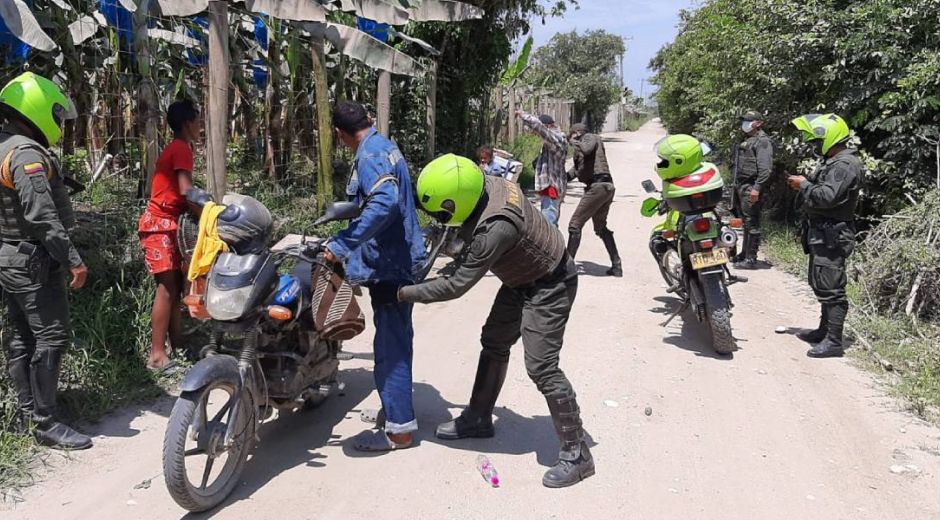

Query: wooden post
left=426, top=60, right=437, bottom=161
left=134, top=0, right=159, bottom=197
left=206, top=0, right=229, bottom=201
left=508, top=87, right=517, bottom=143
left=377, top=70, right=391, bottom=136
left=311, top=34, right=334, bottom=210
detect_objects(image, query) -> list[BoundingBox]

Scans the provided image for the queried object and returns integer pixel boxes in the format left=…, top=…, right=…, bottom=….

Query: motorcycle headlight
left=206, top=284, right=254, bottom=321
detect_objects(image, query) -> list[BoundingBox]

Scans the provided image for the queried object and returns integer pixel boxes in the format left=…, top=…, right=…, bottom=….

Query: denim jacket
left=327, top=128, right=427, bottom=286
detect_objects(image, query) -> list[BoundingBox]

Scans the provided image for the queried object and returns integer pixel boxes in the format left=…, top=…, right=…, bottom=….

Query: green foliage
left=650, top=0, right=940, bottom=219
left=506, top=134, right=542, bottom=189
left=500, top=36, right=534, bottom=86
left=529, top=30, right=625, bottom=130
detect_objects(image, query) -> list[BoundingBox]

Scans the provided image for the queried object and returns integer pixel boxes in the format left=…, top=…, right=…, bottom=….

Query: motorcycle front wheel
left=163, top=380, right=255, bottom=512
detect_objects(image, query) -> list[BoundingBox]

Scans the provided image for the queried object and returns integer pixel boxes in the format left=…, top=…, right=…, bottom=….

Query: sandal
left=352, top=429, right=412, bottom=452
left=147, top=359, right=179, bottom=375
left=360, top=408, right=385, bottom=427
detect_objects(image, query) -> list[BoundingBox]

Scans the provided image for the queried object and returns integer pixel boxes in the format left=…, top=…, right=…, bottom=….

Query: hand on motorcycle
left=787, top=175, right=807, bottom=191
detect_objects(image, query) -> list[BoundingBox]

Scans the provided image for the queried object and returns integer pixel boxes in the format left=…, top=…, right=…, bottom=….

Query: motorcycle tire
left=163, top=381, right=255, bottom=512
left=707, top=306, right=736, bottom=355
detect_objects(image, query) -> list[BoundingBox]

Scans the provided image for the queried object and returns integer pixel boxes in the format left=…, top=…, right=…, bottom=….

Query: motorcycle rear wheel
left=707, top=306, right=736, bottom=355
left=163, top=381, right=255, bottom=512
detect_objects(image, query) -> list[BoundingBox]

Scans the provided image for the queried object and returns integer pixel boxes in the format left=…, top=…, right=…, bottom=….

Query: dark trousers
left=2, top=268, right=71, bottom=421
left=568, top=182, right=615, bottom=236
left=804, top=221, right=855, bottom=340
left=478, top=258, right=577, bottom=396
left=368, top=283, right=417, bottom=434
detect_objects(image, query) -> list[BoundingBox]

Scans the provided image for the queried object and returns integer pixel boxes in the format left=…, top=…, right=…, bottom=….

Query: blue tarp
left=251, top=16, right=268, bottom=88
left=357, top=17, right=389, bottom=43
left=0, top=0, right=32, bottom=64
left=185, top=16, right=209, bottom=67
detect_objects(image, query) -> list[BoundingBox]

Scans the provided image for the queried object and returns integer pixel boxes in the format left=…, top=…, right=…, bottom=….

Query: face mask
left=812, top=141, right=825, bottom=157
left=741, top=121, right=755, bottom=133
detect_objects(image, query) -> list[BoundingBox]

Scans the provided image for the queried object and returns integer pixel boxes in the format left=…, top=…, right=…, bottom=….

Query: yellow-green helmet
left=654, top=134, right=703, bottom=180
left=791, top=113, right=850, bottom=155
left=0, top=72, right=77, bottom=147
left=416, top=154, right=485, bottom=226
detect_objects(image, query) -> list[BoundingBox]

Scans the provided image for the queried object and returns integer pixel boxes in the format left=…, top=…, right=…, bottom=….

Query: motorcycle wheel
left=706, top=305, right=736, bottom=355
left=659, top=249, right=685, bottom=296
left=163, top=381, right=255, bottom=512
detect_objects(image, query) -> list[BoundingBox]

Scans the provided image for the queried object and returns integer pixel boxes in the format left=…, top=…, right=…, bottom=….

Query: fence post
left=311, top=34, right=334, bottom=210
left=206, top=0, right=229, bottom=201
left=508, top=87, right=517, bottom=143
left=377, top=71, right=392, bottom=136
left=426, top=60, right=437, bottom=161
left=134, top=0, right=159, bottom=197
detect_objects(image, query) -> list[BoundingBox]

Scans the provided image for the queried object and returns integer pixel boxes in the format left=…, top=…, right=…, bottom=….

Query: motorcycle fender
left=179, top=355, right=241, bottom=393
left=697, top=270, right=729, bottom=309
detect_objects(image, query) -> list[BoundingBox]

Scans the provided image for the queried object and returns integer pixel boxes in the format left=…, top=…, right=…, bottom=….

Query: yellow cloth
left=187, top=201, right=229, bottom=282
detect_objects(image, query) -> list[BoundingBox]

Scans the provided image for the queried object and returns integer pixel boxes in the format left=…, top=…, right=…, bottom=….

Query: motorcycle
left=640, top=167, right=746, bottom=355
left=162, top=194, right=362, bottom=512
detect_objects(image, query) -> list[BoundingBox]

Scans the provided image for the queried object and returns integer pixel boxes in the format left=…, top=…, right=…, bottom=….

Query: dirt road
left=5, top=121, right=940, bottom=520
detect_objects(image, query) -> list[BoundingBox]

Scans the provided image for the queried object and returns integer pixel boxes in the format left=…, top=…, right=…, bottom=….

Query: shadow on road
left=650, top=296, right=738, bottom=360
left=183, top=367, right=375, bottom=520
left=578, top=260, right=618, bottom=278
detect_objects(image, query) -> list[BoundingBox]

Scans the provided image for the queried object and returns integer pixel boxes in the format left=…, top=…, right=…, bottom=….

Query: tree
left=528, top=29, right=624, bottom=130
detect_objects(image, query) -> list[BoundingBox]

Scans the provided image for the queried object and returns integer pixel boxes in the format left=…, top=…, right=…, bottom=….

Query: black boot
left=30, top=349, right=92, bottom=450
left=807, top=303, right=847, bottom=359
left=566, top=228, right=582, bottom=259
left=7, top=348, right=35, bottom=432
left=436, top=356, right=508, bottom=440
left=796, top=306, right=828, bottom=344
left=542, top=392, right=595, bottom=488
left=599, top=230, right=622, bottom=277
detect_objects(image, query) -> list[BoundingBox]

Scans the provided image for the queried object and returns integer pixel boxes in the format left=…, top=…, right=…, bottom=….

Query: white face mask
left=741, top=121, right=755, bottom=133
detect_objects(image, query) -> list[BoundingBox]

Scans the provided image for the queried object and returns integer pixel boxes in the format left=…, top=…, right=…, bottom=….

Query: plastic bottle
left=476, top=454, right=500, bottom=487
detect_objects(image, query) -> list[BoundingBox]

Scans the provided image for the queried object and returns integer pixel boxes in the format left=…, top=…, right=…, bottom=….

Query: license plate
left=690, top=248, right=729, bottom=270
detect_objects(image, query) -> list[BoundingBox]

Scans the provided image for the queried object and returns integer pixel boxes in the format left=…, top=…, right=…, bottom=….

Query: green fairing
left=652, top=210, right=680, bottom=234
left=661, top=162, right=723, bottom=199
left=684, top=211, right=720, bottom=240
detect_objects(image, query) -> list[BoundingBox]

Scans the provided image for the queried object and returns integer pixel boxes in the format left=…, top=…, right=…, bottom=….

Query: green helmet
left=416, top=154, right=485, bottom=226
left=654, top=134, right=703, bottom=180
left=791, top=113, right=850, bottom=155
left=0, top=72, right=77, bottom=147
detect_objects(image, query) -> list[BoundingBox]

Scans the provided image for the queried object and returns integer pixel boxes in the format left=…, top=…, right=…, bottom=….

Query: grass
left=761, top=220, right=940, bottom=421
left=622, top=113, right=654, bottom=132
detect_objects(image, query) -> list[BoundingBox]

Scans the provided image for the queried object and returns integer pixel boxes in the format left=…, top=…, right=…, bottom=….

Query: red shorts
left=139, top=211, right=182, bottom=275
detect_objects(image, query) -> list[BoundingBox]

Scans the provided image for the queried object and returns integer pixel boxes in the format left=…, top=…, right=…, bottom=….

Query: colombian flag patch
left=24, top=162, right=45, bottom=175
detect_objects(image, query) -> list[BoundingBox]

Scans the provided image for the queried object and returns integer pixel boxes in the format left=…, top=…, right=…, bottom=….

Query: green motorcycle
left=642, top=135, right=746, bottom=355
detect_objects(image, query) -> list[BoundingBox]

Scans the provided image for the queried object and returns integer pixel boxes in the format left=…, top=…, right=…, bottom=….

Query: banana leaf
left=303, top=21, right=422, bottom=77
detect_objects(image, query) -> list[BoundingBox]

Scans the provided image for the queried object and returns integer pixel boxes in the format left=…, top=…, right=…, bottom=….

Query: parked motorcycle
left=162, top=194, right=362, bottom=512
left=640, top=165, right=746, bottom=355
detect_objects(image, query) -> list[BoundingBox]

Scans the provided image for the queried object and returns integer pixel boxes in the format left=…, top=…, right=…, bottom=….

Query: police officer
left=788, top=114, right=863, bottom=358
left=566, top=123, right=621, bottom=276
left=733, top=110, right=774, bottom=269
left=399, top=154, right=594, bottom=488
left=0, top=72, right=91, bottom=449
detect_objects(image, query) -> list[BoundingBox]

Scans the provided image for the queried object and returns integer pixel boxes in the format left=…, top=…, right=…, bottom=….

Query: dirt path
left=5, top=121, right=940, bottom=520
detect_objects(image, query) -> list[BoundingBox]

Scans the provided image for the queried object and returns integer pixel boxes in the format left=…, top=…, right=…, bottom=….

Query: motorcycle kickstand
left=725, top=265, right=748, bottom=285
left=660, top=299, right=690, bottom=327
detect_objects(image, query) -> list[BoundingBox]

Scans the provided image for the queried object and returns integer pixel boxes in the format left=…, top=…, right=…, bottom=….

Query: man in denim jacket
left=325, top=101, right=427, bottom=450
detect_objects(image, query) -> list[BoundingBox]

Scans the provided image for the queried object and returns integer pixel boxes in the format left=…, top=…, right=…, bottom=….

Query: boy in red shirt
left=139, top=100, right=200, bottom=371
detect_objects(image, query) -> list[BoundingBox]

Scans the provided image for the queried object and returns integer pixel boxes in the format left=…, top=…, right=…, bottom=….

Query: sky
left=527, top=0, right=700, bottom=99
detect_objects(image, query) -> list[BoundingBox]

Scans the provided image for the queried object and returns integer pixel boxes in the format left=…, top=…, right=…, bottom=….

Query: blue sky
left=527, top=0, right=700, bottom=99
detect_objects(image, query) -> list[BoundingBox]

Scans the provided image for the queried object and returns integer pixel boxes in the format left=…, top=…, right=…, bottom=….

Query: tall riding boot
left=808, top=302, right=847, bottom=358
left=735, top=231, right=761, bottom=269
left=542, top=392, right=595, bottom=488
left=566, top=228, right=582, bottom=259
left=747, top=231, right=761, bottom=262
left=797, top=305, right=828, bottom=344
left=599, top=230, right=622, bottom=277
left=436, top=355, right=509, bottom=440
left=30, top=348, right=93, bottom=450
left=7, top=349, right=35, bottom=432
left=734, top=225, right=751, bottom=263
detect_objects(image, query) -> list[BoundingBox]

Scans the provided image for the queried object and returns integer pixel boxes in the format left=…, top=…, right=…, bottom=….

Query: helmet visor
left=52, top=96, right=78, bottom=125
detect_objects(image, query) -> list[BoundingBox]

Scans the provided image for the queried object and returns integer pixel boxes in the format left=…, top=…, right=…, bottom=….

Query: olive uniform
left=566, top=131, right=621, bottom=276
left=734, top=129, right=774, bottom=263
left=0, top=128, right=89, bottom=448
left=399, top=176, right=594, bottom=488
left=798, top=148, right=864, bottom=356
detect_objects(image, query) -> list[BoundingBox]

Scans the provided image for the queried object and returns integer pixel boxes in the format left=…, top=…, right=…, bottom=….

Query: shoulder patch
left=24, top=162, right=46, bottom=175
left=505, top=182, right=523, bottom=209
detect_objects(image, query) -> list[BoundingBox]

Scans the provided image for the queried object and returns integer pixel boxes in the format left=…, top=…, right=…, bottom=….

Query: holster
left=18, top=242, right=51, bottom=285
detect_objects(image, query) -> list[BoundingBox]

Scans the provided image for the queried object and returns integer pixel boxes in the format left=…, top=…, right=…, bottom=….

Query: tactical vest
left=575, top=134, right=612, bottom=185
left=0, top=132, right=74, bottom=241
left=736, top=132, right=771, bottom=183
left=805, top=152, right=864, bottom=222
left=471, top=176, right=565, bottom=288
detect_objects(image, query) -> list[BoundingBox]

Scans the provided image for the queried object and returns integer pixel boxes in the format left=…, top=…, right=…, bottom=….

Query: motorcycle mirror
left=641, top=180, right=657, bottom=193
left=641, top=197, right=661, bottom=217
left=314, top=201, right=361, bottom=226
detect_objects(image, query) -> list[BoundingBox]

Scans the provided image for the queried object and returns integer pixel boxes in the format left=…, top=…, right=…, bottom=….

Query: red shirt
left=147, top=139, right=193, bottom=220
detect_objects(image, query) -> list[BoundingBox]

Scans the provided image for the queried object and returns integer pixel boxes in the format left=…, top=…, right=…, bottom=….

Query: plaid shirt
left=522, top=113, right=568, bottom=198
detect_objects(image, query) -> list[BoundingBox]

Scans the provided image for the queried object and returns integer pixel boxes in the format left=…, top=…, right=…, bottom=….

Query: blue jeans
left=369, top=284, right=417, bottom=434
left=541, top=195, right=561, bottom=227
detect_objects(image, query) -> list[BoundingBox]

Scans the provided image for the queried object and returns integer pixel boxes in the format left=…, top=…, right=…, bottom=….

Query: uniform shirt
left=569, top=133, right=612, bottom=185
left=521, top=113, right=568, bottom=198
left=799, top=148, right=864, bottom=221
left=0, top=131, right=82, bottom=270
left=327, top=128, right=426, bottom=285
left=399, top=219, right=517, bottom=303
left=736, top=130, right=774, bottom=191
left=146, top=139, right=193, bottom=221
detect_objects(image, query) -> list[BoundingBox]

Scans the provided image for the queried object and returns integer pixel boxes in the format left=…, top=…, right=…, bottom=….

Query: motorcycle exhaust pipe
left=718, top=226, right=738, bottom=249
